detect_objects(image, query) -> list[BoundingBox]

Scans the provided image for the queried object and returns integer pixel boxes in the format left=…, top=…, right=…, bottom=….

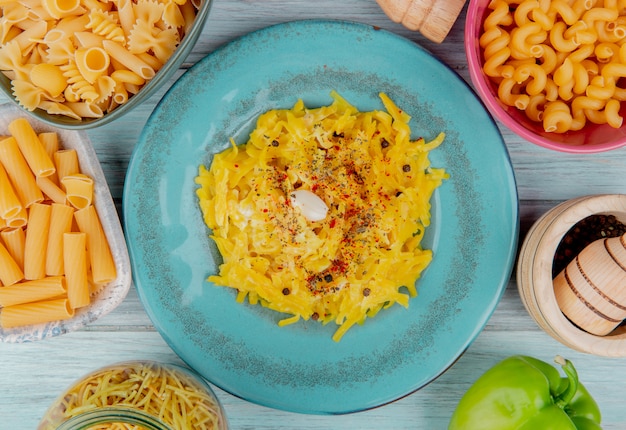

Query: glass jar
left=38, top=360, right=228, bottom=430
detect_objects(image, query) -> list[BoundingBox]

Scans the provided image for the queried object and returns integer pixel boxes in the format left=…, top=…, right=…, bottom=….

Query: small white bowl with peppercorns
left=517, top=194, right=626, bottom=357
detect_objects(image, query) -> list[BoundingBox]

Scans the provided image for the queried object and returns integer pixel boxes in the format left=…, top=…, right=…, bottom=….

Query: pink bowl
left=464, top=0, right=626, bottom=153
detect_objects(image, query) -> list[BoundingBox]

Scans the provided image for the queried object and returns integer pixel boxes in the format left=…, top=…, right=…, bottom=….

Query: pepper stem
left=554, top=355, right=579, bottom=408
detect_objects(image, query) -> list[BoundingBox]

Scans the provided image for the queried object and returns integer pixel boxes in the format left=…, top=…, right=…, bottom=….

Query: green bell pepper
left=448, top=355, right=602, bottom=430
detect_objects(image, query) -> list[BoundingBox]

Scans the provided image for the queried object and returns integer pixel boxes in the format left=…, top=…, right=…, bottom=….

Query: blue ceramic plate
left=124, top=20, right=519, bottom=415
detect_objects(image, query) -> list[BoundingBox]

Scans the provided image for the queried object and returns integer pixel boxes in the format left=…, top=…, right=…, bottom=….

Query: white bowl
left=0, top=103, right=131, bottom=342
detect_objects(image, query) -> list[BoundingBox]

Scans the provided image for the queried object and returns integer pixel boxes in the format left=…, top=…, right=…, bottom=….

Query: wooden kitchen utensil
left=375, top=0, right=467, bottom=43
left=553, top=233, right=626, bottom=336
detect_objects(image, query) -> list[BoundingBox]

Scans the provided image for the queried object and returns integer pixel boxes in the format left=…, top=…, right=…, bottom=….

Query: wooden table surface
left=2, top=1, right=626, bottom=429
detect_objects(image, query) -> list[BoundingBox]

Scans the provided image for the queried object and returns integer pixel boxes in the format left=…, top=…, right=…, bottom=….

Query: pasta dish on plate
left=195, top=91, right=448, bottom=341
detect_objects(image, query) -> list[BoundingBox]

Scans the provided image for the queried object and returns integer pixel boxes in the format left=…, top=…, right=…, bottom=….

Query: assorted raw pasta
left=0, top=117, right=116, bottom=329
left=480, top=0, right=626, bottom=133
left=0, top=0, right=200, bottom=120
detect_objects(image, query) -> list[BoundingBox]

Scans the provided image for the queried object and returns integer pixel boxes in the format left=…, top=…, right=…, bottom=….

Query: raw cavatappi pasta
left=196, top=91, right=448, bottom=342
left=481, top=0, right=626, bottom=133
left=0, top=0, right=199, bottom=120
left=0, top=117, right=116, bottom=329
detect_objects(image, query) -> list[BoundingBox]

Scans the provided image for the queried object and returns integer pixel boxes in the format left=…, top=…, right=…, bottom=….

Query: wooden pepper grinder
left=375, top=0, right=468, bottom=43
left=553, top=233, right=626, bottom=336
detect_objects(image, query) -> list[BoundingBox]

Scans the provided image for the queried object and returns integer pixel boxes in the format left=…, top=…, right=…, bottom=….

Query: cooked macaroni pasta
left=196, top=92, right=448, bottom=342
left=481, top=0, right=626, bottom=132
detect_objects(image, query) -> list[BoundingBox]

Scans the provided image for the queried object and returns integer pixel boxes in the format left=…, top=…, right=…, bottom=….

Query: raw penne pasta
left=61, top=173, right=93, bottom=209
left=116, top=0, right=135, bottom=36
left=0, top=276, right=66, bottom=307
left=102, top=40, right=156, bottom=80
left=0, top=240, right=24, bottom=286
left=54, top=149, right=79, bottom=181
left=63, top=232, right=90, bottom=309
left=46, top=203, right=74, bottom=276
left=36, top=176, right=66, bottom=204
left=64, top=102, right=104, bottom=119
left=0, top=297, right=74, bottom=328
left=1, top=226, right=25, bottom=269
left=136, top=52, right=163, bottom=71
left=7, top=118, right=56, bottom=178
left=111, top=69, right=145, bottom=86
left=74, top=31, right=105, bottom=49
left=74, top=205, right=116, bottom=284
left=0, top=136, right=44, bottom=208
left=23, top=202, right=51, bottom=280
left=0, top=162, right=22, bottom=220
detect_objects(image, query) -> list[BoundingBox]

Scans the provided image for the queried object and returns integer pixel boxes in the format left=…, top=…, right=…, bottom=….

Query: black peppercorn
left=271, top=140, right=279, bottom=147
left=381, top=139, right=389, bottom=148
left=282, top=288, right=290, bottom=295
left=363, top=288, right=371, bottom=297
left=324, top=274, right=333, bottom=282
left=553, top=214, right=626, bottom=277
left=402, top=164, right=411, bottom=172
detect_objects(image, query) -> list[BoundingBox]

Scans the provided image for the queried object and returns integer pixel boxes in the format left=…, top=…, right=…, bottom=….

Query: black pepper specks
left=363, top=288, right=371, bottom=297
left=553, top=214, right=626, bottom=277
left=282, top=288, right=290, bottom=295
left=402, top=164, right=411, bottom=172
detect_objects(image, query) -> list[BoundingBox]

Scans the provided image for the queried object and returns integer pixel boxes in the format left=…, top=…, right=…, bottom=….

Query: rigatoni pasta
left=0, top=163, right=22, bottom=220
left=63, top=232, right=90, bottom=309
left=0, top=116, right=117, bottom=329
left=0, top=241, right=24, bottom=286
left=0, top=298, right=74, bottom=329
left=0, top=276, right=66, bottom=307
left=54, top=149, right=79, bottom=181
left=0, top=136, right=44, bottom=207
left=23, top=202, right=51, bottom=280
left=61, top=173, right=94, bottom=209
left=46, top=203, right=74, bottom=276
left=8, top=118, right=56, bottom=177
left=74, top=205, right=116, bottom=285
left=36, top=176, right=66, bottom=204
